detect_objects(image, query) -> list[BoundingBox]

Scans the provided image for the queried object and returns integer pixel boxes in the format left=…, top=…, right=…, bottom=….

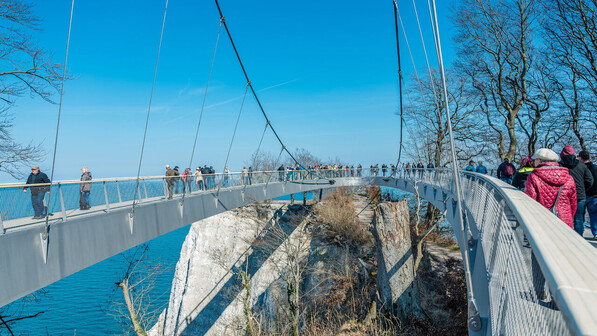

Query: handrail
left=461, top=172, right=597, bottom=335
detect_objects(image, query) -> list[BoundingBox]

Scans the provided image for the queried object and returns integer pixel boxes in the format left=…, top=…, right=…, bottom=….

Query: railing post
left=116, top=180, right=122, bottom=203
left=163, top=178, right=168, bottom=198
left=58, top=183, right=67, bottom=222
left=0, top=211, right=5, bottom=235
left=137, top=182, right=143, bottom=205
left=103, top=181, right=110, bottom=213
left=142, top=179, right=148, bottom=199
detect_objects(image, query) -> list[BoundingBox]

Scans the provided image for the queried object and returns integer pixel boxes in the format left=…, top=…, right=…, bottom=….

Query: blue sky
left=4, top=0, right=457, bottom=182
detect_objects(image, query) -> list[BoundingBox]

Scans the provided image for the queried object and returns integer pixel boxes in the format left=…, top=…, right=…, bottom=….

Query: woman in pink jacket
left=524, top=148, right=577, bottom=228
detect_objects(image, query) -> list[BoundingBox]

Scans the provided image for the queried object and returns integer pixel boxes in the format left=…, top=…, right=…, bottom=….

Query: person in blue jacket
left=464, top=160, right=476, bottom=172
left=476, top=161, right=488, bottom=174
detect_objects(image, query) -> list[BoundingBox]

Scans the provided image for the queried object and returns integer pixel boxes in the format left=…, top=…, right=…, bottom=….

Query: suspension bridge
left=1, top=0, right=596, bottom=335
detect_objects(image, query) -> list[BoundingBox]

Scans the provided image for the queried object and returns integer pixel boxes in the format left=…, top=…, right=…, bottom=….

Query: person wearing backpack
left=512, top=156, right=535, bottom=190
left=497, top=158, right=515, bottom=184
left=559, top=145, right=594, bottom=235
left=579, top=150, right=597, bottom=240
left=524, top=148, right=577, bottom=228
left=464, top=160, right=476, bottom=172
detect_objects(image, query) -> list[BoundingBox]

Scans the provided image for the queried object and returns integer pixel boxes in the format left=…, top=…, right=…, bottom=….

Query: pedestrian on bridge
left=512, top=156, right=535, bottom=190
left=497, top=158, right=515, bottom=184
left=182, top=168, right=192, bottom=194
left=165, top=165, right=176, bottom=199
left=194, top=167, right=203, bottom=190
left=23, top=165, right=51, bottom=219
left=524, top=148, right=577, bottom=228
left=560, top=145, right=594, bottom=236
left=79, top=167, right=92, bottom=210
left=476, top=161, right=488, bottom=174
left=464, top=160, right=476, bottom=172
left=173, top=166, right=181, bottom=194
left=579, top=151, right=597, bottom=240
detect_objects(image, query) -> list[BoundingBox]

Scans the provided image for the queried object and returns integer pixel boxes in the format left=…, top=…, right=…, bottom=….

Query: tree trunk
left=118, top=279, right=147, bottom=336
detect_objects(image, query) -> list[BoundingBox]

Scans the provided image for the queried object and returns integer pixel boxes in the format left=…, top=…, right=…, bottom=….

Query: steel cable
left=188, top=18, right=224, bottom=172
left=429, top=0, right=479, bottom=328
left=132, top=0, right=169, bottom=211
left=213, top=0, right=328, bottom=182
left=218, top=82, right=250, bottom=194
left=392, top=0, right=405, bottom=174
left=44, top=0, right=75, bottom=233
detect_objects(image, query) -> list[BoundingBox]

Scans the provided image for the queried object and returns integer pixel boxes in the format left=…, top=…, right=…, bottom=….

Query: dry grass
left=315, top=188, right=370, bottom=246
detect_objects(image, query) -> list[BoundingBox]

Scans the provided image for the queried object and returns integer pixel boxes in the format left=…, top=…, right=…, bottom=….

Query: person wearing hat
left=165, top=165, right=176, bottom=199
left=524, top=148, right=577, bottom=228
left=23, top=165, right=51, bottom=219
left=559, top=145, right=594, bottom=235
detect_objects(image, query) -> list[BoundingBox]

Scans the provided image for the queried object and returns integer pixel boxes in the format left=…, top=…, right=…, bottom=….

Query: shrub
left=315, top=188, right=370, bottom=245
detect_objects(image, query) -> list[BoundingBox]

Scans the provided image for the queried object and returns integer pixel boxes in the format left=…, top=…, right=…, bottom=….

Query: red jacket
left=524, top=162, right=577, bottom=228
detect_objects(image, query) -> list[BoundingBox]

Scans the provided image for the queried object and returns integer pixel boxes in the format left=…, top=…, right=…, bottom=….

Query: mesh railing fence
left=386, top=169, right=571, bottom=334
left=465, top=176, right=567, bottom=334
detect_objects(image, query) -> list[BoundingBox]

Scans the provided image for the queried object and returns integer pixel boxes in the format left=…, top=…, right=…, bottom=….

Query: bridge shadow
left=171, top=204, right=305, bottom=335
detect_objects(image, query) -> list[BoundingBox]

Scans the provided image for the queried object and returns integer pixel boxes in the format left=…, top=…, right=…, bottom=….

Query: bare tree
left=405, top=68, right=485, bottom=168
left=0, top=1, right=67, bottom=177
left=0, top=291, right=45, bottom=336
left=0, top=110, right=44, bottom=178
left=111, top=245, right=166, bottom=336
left=247, top=150, right=278, bottom=172
left=542, top=0, right=597, bottom=151
left=517, top=56, right=558, bottom=156
left=288, top=148, right=320, bottom=168
left=455, top=0, right=539, bottom=161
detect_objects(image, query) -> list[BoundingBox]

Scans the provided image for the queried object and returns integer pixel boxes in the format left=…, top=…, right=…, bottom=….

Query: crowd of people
left=21, top=147, right=597, bottom=239
left=499, top=146, right=595, bottom=239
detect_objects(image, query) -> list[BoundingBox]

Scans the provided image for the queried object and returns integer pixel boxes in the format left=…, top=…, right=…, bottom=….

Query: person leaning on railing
left=23, top=165, right=51, bottom=219
left=79, top=167, right=92, bottom=210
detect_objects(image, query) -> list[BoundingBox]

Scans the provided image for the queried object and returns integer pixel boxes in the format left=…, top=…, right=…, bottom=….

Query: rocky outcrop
left=149, top=192, right=435, bottom=335
left=149, top=203, right=311, bottom=336
left=373, top=199, right=421, bottom=320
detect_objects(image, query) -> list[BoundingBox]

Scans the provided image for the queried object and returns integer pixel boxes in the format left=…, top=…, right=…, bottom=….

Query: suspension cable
left=429, top=0, right=480, bottom=327
left=213, top=0, right=327, bottom=181
left=254, top=121, right=270, bottom=160
left=44, top=0, right=75, bottom=232
left=393, top=0, right=404, bottom=168
left=221, top=81, right=250, bottom=178
left=132, top=0, right=169, bottom=211
left=188, top=18, right=224, bottom=171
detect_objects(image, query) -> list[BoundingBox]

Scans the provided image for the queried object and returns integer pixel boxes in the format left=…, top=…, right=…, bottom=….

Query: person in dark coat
left=512, top=156, right=535, bottom=190
left=559, top=145, right=594, bottom=235
left=23, top=165, right=51, bottom=219
left=80, top=167, right=92, bottom=210
left=497, top=158, right=515, bottom=183
left=579, top=151, right=597, bottom=239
